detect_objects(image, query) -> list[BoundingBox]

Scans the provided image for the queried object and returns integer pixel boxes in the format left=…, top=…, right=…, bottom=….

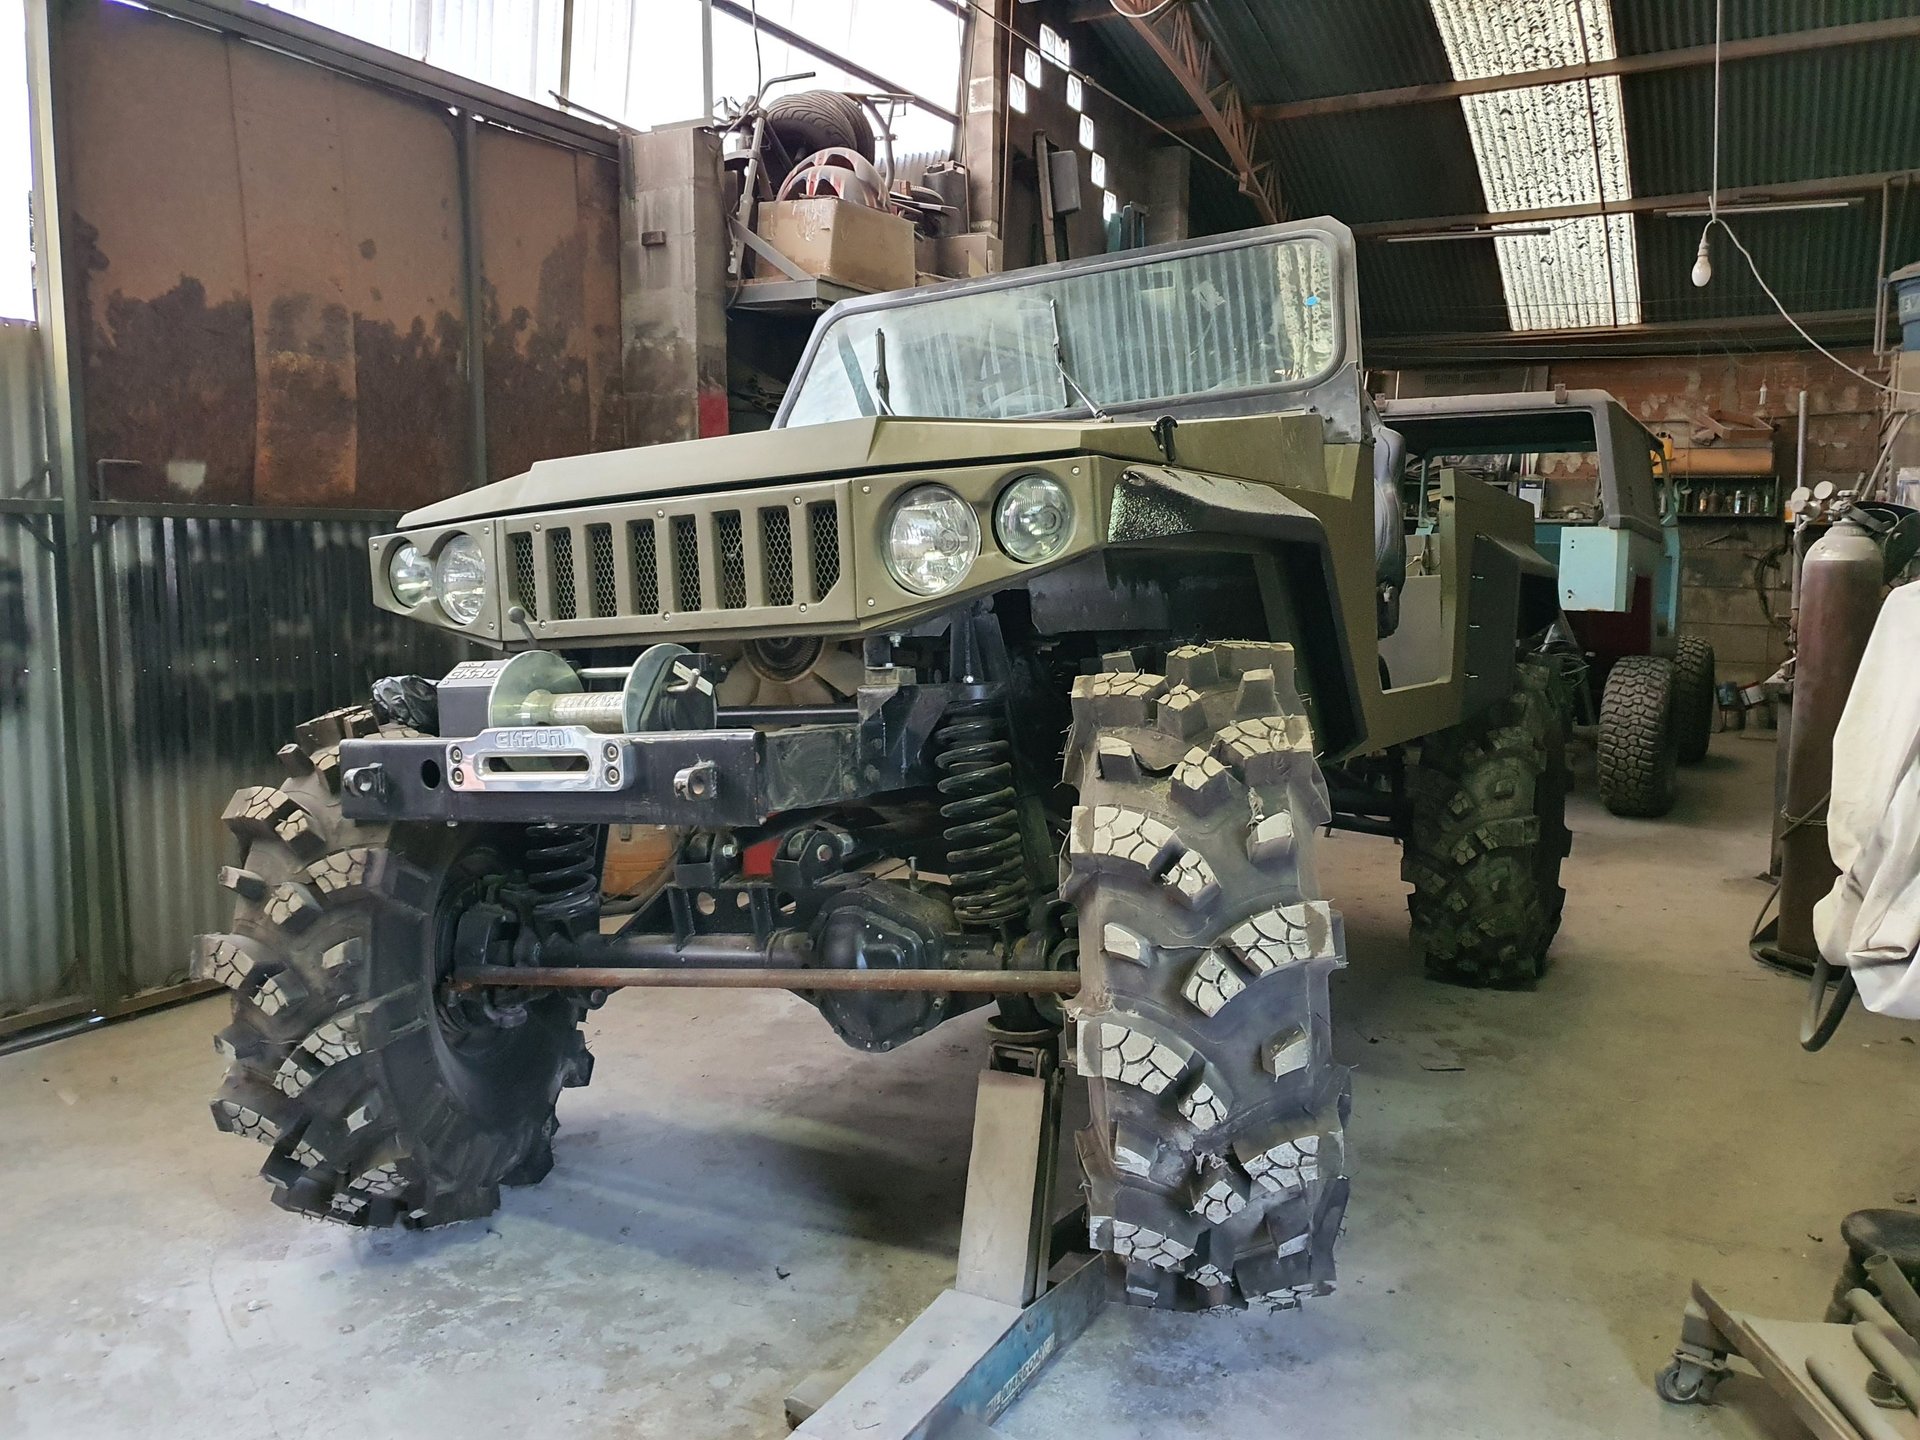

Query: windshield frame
left=772, top=218, right=1363, bottom=436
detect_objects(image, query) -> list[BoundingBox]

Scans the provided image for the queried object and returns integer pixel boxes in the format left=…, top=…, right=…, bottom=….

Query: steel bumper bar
left=337, top=721, right=866, bottom=826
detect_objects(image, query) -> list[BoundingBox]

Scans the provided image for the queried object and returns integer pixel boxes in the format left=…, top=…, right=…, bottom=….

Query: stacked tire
left=1596, top=637, right=1713, bottom=818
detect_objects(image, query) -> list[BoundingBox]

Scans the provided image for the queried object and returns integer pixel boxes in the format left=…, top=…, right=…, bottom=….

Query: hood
left=400, top=416, right=1179, bottom=527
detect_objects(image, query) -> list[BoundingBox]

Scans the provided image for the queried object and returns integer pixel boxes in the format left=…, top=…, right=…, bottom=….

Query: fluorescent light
left=1067, top=74, right=1084, bottom=112
left=1078, top=114, right=1095, bottom=150
left=1664, top=200, right=1858, bottom=218
left=1384, top=226, right=1555, bottom=242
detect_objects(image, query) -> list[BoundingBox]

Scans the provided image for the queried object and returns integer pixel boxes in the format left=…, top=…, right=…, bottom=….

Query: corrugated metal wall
left=0, top=325, right=81, bottom=1032
left=97, top=515, right=471, bottom=996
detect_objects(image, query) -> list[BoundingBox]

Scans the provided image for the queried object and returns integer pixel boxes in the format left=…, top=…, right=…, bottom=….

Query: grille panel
left=506, top=485, right=843, bottom=631
left=509, top=532, right=539, bottom=621
left=716, top=511, right=747, bottom=609
left=671, top=515, right=701, bottom=612
left=548, top=529, right=577, bottom=620
left=586, top=524, right=617, bottom=618
left=630, top=519, right=659, bottom=614
left=760, top=507, right=794, bottom=606
left=808, top=501, right=841, bottom=601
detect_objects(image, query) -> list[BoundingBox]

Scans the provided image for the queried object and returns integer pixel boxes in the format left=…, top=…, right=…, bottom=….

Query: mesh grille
left=508, top=532, right=539, bottom=621
left=760, top=507, right=794, bottom=606
left=630, top=520, right=659, bottom=614
left=807, top=501, right=840, bottom=600
left=586, top=523, right=617, bottom=618
left=547, top=528, right=577, bottom=620
left=671, top=515, right=701, bottom=612
left=715, top=511, right=747, bottom=609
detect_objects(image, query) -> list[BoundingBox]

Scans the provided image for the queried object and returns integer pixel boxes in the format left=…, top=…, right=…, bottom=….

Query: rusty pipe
left=450, top=966, right=1081, bottom=993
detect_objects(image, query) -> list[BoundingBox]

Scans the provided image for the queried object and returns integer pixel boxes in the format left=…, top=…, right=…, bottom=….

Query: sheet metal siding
left=0, top=517, right=78, bottom=1023
left=1611, top=0, right=1920, bottom=55
left=97, top=516, right=471, bottom=996
left=1622, top=42, right=1920, bottom=193
left=0, top=323, right=79, bottom=1023
left=1194, top=0, right=1449, bottom=104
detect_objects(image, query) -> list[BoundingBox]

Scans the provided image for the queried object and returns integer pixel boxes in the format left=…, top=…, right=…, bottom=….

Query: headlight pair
left=387, top=534, right=488, bottom=626
left=884, top=473, right=1075, bottom=597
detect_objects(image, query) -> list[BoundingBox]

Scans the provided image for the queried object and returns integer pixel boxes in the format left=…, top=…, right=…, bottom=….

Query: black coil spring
left=933, top=698, right=1030, bottom=928
left=523, top=823, right=600, bottom=928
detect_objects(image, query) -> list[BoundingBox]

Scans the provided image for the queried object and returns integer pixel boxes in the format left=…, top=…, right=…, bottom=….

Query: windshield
left=782, top=235, right=1340, bottom=427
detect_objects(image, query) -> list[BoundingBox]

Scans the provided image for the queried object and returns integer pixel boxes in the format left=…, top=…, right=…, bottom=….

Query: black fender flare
left=1105, top=464, right=1367, bottom=757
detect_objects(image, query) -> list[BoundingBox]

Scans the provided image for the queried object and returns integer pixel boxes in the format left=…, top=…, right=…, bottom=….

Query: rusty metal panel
left=63, top=0, right=256, bottom=504
left=95, top=514, right=471, bottom=996
left=474, top=124, right=625, bottom=482
left=58, top=0, right=582, bottom=510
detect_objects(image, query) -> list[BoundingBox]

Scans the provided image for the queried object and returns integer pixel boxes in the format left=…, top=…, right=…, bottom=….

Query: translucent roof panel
left=1429, top=0, right=1642, bottom=329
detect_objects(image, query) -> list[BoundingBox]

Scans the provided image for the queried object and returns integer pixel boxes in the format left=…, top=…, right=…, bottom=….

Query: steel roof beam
left=1112, top=0, right=1283, bottom=224
left=1139, top=16, right=1920, bottom=132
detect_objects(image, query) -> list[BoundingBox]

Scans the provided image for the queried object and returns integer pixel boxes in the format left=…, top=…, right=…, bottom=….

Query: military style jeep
left=196, top=218, right=1570, bottom=1312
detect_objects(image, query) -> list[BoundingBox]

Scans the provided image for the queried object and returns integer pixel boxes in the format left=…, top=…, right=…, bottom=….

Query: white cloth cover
left=1813, top=579, right=1920, bottom=1015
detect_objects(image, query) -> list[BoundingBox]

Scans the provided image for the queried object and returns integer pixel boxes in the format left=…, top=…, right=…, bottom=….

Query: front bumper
left=339, top=721, right=868, bottom=826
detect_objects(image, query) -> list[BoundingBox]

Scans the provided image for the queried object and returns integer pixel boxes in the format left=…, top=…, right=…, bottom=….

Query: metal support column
left=787, top=1029, right=1106, bottom=1438
left=26, top=0, right=129, bottom=1012
left=454, top=111, right=491, bottom=489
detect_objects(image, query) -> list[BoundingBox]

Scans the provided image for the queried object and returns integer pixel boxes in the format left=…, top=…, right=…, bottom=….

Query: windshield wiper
left=1047, top=299, right=1108, bottom=420
left=872, top=326, right=895, bottom=417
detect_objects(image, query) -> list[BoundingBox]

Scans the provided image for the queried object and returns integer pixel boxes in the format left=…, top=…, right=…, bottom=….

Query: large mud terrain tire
left=1064, top=642, right=1350, bottom=1311
left=1404, top=656, right=1572, bottom=987
left=192, top=706, right=594, bottom=1227
left=1672, top=636, right=1715, bottom=765
left=1597, top=655, right=1679, bottom=818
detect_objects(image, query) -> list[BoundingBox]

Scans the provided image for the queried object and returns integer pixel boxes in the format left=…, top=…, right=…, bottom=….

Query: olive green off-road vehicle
left=195, top=218, right=1570, bottom=1312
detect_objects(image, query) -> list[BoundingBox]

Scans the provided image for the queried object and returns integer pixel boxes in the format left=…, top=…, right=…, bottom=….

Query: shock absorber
left=522, top=823, right=601, bottom=931
left=932, top=696, right=1031, bottom=928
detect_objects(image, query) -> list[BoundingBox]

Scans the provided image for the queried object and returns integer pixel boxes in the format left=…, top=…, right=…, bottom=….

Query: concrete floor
left=6, top=733, right=1919, bottom=1439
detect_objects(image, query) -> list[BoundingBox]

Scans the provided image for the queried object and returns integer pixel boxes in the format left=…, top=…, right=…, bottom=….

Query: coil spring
left=523, top=822, right=600, bottom=929
left=933, top=699, right=1030, bottom=928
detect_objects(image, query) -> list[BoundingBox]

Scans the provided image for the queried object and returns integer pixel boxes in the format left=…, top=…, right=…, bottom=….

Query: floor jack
left=784, top=1025, right=1108, bottom=1438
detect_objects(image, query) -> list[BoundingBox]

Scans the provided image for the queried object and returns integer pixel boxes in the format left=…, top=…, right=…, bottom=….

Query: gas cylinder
left=1776, top=515, right=1885, bottom=965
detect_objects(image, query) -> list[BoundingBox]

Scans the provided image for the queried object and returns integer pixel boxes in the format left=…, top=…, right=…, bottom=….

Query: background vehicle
left=1383, top=391, right=1713, bottom=817
left=194, top=218, right=1571, bottom=1310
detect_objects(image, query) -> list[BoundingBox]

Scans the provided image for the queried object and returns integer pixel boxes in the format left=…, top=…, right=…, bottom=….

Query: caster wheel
left=1655, top=1357, right=1718, bottom=1405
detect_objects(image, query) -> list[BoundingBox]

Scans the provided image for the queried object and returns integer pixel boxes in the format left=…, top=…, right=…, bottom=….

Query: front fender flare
left=1105, top=464, right=1366, bottom=757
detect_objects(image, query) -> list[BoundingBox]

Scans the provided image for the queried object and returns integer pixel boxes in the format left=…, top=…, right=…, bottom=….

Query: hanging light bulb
left=1691, top=230, right=1713, bottom=288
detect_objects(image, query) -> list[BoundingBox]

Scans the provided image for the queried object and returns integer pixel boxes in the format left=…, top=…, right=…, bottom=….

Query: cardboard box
left=753, top=198, right=916, bottom=294
left=934, top=233, right=1003, bottom=279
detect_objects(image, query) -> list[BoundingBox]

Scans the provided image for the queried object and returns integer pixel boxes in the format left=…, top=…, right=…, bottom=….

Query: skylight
left=1428, top=0, right=1641, bottom=330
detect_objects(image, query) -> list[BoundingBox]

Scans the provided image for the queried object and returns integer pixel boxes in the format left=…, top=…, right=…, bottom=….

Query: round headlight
left=994, top=474, right=1074, bottom=564
left=387, top=542, right=432, bottom=609
left=885, top=485, right=980, bottom=596
left=433, top=534, right=488, bottom=626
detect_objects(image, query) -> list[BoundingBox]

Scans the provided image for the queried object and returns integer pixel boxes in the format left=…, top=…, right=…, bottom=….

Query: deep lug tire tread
left=1671, top=636, right=1715, bottom=765
left=1403, top=657, right=1573, bottom=987
left=196, top=707, right=590, bottom=1228
left=1597, top=655, right=1680, bottom=817
left=1064, top=642, right=1351, bottom=1312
